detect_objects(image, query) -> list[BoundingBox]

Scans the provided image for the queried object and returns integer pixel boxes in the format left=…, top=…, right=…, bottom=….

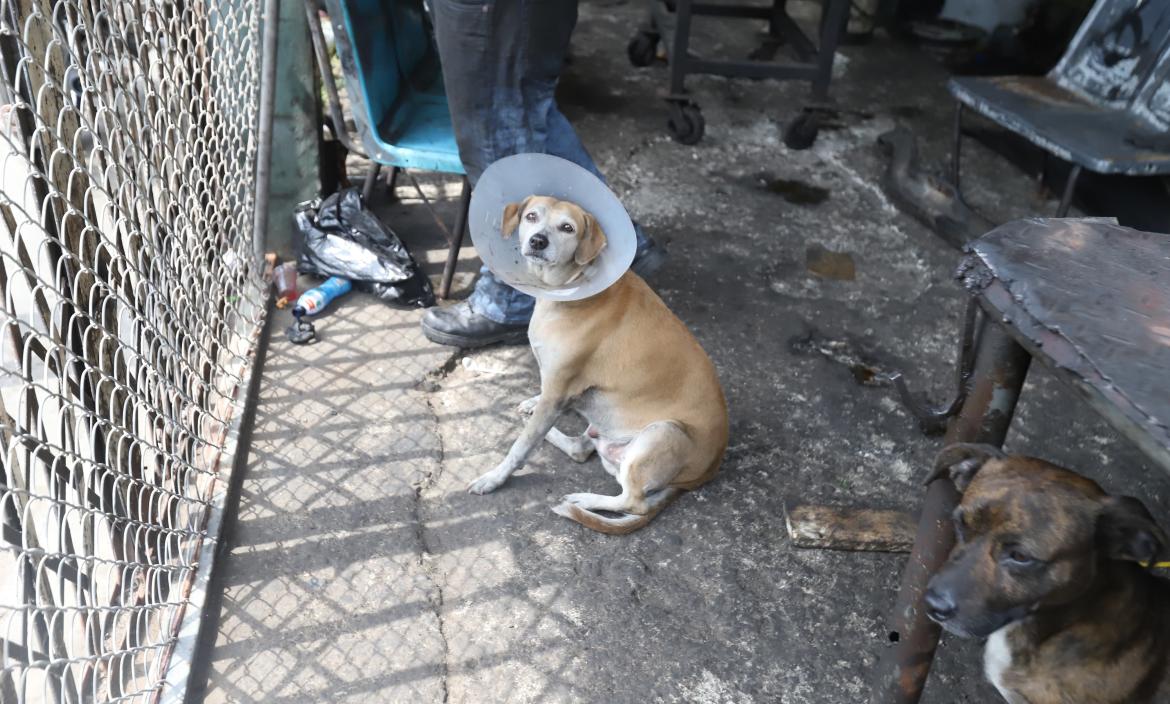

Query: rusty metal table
left=872, top=218, right=1170, bottom=703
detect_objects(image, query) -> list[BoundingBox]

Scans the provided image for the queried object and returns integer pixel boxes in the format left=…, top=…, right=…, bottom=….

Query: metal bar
left=951, top=102, right=963, bottom=194
left=773, top=13, right=817, bottom=59
left=1056, top=164, right=1083, bottom=217
left=653, top=0, right=824, bottom=88
left=252, top=0, right=282, bottom=267
left=684, top=58, right=819, bottom=81
left=871, top=318, right=1032, bottom=704
left=160, top=298, right=273, bottom=704
left=890, top=298, right=982, bottom=434
left=361, top=163, right=382, bottom=203
left=669, top=0, right=694, bottom=94
left=688, top=4, right=772, bottom=19
left=387, top=166, right=401, bottom=202
left=405, top=171, right=456, bottom=243
left=813, top=0, right=850, bottom=99
left=304, top=0, right=368, bottom=158
left=439, top=177, right=471, bottom=300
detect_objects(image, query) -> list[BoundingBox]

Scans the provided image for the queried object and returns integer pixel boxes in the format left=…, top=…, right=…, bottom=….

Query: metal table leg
left=386, top=165, right=400, bottom=202
left=669, top=0, right=693, bottom=96
left=361, top=163, right=382, bottom=203
left=950, top=103, right=963, bottom=194
left=1055, top=164, right=1082, bottom=217
left=439, top=176, right=471, bottom=300
left=870, top=316, right=1032, bottom=704
left=812, top=0, right=850, bottom=100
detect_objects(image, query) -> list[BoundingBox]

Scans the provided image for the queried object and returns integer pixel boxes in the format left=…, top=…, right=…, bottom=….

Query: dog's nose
left=924, top=588, right=957, bottom=622
left=528, top=233, right=549, bottom=251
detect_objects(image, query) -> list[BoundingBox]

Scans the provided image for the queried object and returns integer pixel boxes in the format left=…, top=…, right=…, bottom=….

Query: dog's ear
left=501, top=197, right=531, bottom=238
left=1097, top=495, right=1168, bottom=566
left=574, top=212, right=607, bottom=266
left=925, top=443, right=1007, bottom=491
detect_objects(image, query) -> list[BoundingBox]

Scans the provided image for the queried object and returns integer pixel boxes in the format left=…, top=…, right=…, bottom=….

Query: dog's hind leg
left=546, top=427, right=595, bottom=463
left=561, top=421, right=691, bottom=515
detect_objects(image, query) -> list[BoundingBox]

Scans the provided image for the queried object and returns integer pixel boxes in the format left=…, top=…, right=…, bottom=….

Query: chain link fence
left=0, top=0, right=269, bottom=700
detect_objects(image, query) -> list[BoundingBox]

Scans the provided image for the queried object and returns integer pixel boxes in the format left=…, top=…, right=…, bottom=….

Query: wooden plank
left=785, top=503, right=1170, bottom=569
left=785, top=504, right=916, bottom=553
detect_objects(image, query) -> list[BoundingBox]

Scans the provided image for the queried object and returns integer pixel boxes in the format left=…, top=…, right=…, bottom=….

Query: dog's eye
left=525, top=211, right=538, bottom=222
left=1002, top=547, right=1037, bottom=567
left=559, top=223, right=575, bottom=233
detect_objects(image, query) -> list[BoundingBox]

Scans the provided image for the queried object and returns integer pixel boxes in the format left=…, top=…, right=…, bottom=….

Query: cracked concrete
left=193, top=1, right=1170, bottom=702
left=417, top=360, right=454, bottom=704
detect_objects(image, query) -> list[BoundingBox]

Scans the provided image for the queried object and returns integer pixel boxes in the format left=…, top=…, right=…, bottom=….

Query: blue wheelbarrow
left=306, top=0, right=468, bottom=299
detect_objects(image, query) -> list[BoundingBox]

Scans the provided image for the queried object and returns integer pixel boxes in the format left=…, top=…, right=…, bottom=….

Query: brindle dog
left=924, top=443, right=1170, bottom=704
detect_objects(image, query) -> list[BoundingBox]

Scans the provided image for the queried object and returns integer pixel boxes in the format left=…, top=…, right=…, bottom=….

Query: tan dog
left=925, top=444, right=1170, bottom=703
left=467, top=196, right=729, bottom=534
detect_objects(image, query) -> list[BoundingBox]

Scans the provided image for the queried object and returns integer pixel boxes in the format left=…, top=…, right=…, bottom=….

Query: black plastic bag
left=294, top=188, right=436, bottom=308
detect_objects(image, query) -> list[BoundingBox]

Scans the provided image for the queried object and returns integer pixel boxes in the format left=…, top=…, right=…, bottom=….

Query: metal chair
left=948, top=0, right=1170, bottom=217
left=307, top=0, right=468, bottom=299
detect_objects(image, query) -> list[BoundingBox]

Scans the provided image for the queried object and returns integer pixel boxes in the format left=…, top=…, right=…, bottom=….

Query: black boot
left=631, top=234, right=667, bottom=278
left=421, top=301, right=528, bottom=348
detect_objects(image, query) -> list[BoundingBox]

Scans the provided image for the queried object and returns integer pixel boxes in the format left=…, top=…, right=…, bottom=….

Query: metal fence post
left=253, top=0, right=282, bottom=267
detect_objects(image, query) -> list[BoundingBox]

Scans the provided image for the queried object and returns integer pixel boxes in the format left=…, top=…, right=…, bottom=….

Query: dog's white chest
left=983, top=624, right=1017, bottom=698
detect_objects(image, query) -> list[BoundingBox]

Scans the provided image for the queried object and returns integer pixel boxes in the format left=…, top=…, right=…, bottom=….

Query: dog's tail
left=551, top=488, right=683, bottom=535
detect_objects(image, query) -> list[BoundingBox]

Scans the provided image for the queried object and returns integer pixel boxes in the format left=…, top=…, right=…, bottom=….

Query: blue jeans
left=430, top=0, right=648, bottom=325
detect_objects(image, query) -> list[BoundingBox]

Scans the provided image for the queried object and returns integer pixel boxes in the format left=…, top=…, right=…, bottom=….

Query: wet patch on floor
left=754, top=172, right=832, bottom=205
left=806, top=244, right=857, bottom=280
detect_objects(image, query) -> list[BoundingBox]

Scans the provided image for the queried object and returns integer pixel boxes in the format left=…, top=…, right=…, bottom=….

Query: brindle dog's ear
left=925, top=443, right=1007, bottom=491
left=501, top=197, right=532, bottom=238
left=574, top=213, right=607, bottom=266
left=1097, top=495, right=1168, bottom=566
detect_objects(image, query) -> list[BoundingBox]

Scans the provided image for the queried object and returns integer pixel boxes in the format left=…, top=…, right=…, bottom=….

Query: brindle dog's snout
left=528, top=232, right=549, bottom=251
left=924, top=585, right=957, bottom=623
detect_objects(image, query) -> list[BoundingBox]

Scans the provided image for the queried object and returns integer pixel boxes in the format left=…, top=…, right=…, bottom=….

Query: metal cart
left=627, top=0, right=853, bottom=145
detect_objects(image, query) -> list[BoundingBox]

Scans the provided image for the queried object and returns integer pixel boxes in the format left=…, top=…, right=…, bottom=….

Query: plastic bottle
left=293, top=276, right=352, bottom=317
left=273, top=262, right=298, bottom=308
left=286, top=276, right=352, bottom=344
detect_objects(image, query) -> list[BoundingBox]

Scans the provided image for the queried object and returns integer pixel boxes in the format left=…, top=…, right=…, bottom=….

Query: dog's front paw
left=468, top=470, right=508, bottom=495
left=516, top=395, right=539, bottom=417
left=561, top=493, right=592, bottom=506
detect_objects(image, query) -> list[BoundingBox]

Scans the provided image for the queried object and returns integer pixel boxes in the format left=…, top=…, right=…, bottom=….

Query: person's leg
left=423, top=0, right=662, bottom=345
left=468, top=266, right=534, bottom=325
left=544, top=106, right=605, bottom=181
left=545, top=105, right=664, bottom=271
left=424, top=0, right=574, bottom=341
left=429, top=0, right=578, bottom=186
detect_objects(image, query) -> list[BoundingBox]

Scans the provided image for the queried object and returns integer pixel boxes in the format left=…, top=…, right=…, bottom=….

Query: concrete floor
left=194, top=2, right=1170, bottom=702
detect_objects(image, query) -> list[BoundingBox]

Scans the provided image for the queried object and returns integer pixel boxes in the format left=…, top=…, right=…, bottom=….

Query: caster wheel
left=627, top=30, right=659, bottom=67
left=783, top=111, right=821, bottom=150
left=667, top=102, right=705, bottom=145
